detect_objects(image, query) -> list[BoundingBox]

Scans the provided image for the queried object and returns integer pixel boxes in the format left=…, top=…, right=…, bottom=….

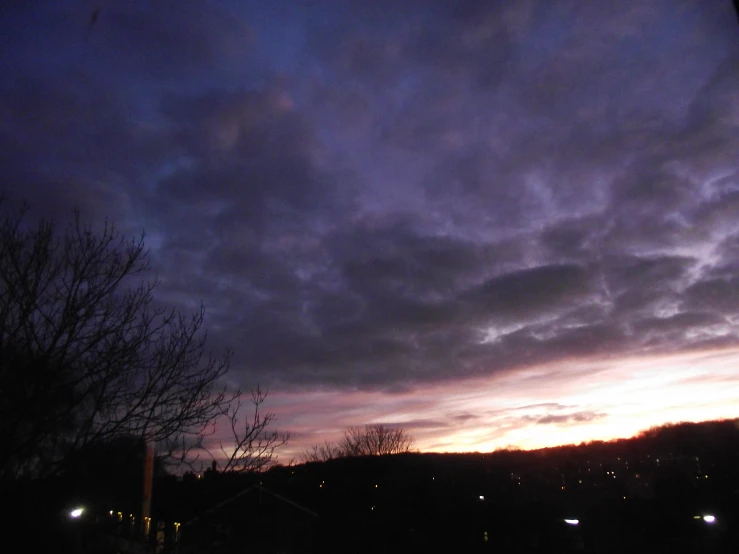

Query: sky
left=2, top=0, right=739, bottom=460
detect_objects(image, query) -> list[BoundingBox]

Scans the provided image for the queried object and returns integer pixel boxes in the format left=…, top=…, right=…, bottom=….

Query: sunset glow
left=267, top=347, right=739, bottom=459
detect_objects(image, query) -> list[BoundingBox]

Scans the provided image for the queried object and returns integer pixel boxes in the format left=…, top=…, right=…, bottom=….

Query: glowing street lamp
left=69, top=507, right=84, bottom=519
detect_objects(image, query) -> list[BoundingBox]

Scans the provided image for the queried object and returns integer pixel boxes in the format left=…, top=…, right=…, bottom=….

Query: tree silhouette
left=0, top=204, right=238, bottom=479
left=303, top=441, right=342, bottom=463
left=214, top=386, right=290, bottom=473
left=340, top=424, right=415, bottom=456
left=304, top=424, right=415, bottom=462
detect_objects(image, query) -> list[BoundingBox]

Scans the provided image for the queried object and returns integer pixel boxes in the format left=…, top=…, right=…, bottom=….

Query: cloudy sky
left=2, top=0, right=739, bottom=458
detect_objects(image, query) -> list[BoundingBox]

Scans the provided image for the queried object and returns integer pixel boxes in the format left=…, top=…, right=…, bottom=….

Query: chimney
left=212, top=460, right=217, bottom=473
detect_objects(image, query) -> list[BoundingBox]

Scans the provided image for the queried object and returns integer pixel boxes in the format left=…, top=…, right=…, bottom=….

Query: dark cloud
left=450, top=413, right=482, bottom=423
left=683, top=278, right=739, bottom=314
left=2, top=0, right=739, bottom=394
left=379, top=419, right=450, bottom=431
left=537, top=411, right=606, bottom=426
left=463, top=264, right=595, bottom=320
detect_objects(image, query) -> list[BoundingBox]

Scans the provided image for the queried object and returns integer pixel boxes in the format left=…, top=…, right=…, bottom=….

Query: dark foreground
left=6, top=419, right=739, bottom=553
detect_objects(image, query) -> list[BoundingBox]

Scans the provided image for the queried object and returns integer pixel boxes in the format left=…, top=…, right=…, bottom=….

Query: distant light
left=479, top=495, right=485, bottom=501
left=564, top=519, right=579, bottom=526
left=375, top=484, right=378, bottom=488
left=109, top=510, right=113, bottom=515
left=693, top=516, right=702, bottom=520
left=703, top=515, right=716, bottom=524
left=70, top=508, right=84, bottom=519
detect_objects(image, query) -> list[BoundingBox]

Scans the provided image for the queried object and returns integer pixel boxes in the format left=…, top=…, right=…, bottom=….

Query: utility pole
left=142, top=440, right=154, bottom=539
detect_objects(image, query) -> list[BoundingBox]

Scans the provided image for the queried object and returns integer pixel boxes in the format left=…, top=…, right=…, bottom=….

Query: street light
left=69, top=507, right=84, bottom=519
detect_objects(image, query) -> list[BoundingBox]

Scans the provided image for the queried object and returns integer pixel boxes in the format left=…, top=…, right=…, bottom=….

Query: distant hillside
left=151, top=419, right=739, bottom=553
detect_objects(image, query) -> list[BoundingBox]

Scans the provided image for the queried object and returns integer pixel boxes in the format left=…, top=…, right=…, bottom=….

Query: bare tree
left=213, top=386, right=290, bottom=473
left=303, top=425, right=414, bottom=462
left=0, top=205, right=238, bottom=480
left=302, top=441, right=341, bottom=463
left=339, top=424, right=415, bottom=456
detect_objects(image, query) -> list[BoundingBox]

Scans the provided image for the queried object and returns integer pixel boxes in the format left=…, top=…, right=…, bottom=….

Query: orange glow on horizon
left=210, top=347, right=739, bottom=461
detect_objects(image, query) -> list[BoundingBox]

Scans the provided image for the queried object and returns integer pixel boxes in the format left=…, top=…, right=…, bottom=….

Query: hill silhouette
left=150, top=418, right=739, bottom=553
